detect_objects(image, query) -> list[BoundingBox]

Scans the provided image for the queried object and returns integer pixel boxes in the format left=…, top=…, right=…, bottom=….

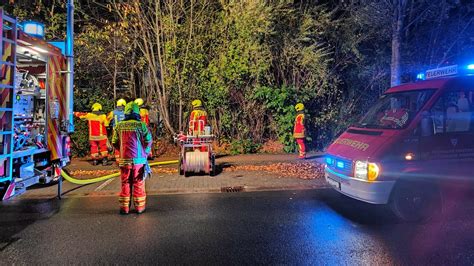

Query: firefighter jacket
left=112, top=117, right=152, bottom=166
left=107, top=108, right=126, bottom=128
left=189, top=107, right=208, bottom=135
left=76, top=112, right=109, bottom=141
left=293, top=111, right=305, bottom=139
left=139, top=108, right=150, bottom=125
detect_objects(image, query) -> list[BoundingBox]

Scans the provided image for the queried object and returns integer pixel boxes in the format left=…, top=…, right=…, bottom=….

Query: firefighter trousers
left=90, top=139, right=108, bottom=159
left=119, top=164, right=146, bottom=213
left=114, top=149, right=120, bottom=160
left=296, top=138, right=306, bottom=158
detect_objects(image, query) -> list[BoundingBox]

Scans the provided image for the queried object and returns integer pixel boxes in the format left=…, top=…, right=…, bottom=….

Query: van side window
left=430, top=90, right=473, bottom=134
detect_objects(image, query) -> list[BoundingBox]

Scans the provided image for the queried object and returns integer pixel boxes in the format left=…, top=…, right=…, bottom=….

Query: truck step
left=15, top=175, right=40, bottom=190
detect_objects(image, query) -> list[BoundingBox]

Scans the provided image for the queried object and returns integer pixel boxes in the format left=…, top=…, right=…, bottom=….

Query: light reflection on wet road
left=1, top=189, right=474, bottom=264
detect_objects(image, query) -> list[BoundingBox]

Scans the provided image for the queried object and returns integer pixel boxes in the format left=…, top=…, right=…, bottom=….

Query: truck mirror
left=420, top=111, right=434, bottom=137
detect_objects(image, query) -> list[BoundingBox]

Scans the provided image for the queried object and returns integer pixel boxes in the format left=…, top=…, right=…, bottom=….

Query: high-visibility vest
left=293, top=112, right=305, bottom=139
left=189, top=108, right=208, bottom=135
left=77, top=112, right=108, bottom=141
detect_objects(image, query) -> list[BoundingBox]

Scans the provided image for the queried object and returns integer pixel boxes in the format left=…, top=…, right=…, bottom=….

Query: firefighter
left=108, top=98, right=127, bottom=160
left=134, top=98, right=154, bottom=158
left=112, top=102, right=152, bottom=214
left=134, top=98, right=150, bottom=126
left=75, top=103, right=109, bottom=165
left=293, top=103, right=306, bottom=159
left=108, top=98, right=127, bottom=128
left=188, top=99, right=208, bottom=152
left=189, top=99, right=208, bottom=136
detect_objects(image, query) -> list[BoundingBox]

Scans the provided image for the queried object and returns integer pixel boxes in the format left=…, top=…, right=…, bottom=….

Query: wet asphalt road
left=1, top=189, right=474, bottom=265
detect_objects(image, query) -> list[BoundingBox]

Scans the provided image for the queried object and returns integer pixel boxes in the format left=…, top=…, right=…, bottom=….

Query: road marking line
left=95, top=178, right=114, bottom=191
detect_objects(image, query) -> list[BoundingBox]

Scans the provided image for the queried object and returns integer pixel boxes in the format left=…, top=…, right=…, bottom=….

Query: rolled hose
left=60, top=160, right=179, bottom=185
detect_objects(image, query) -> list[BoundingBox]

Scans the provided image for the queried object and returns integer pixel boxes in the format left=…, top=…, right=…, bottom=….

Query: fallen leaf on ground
left=223, top=162, right=324, bottom=179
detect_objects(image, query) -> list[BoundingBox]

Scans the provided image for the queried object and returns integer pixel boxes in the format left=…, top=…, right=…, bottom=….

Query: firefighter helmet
left=192, top=99, right=202, bottom=108
left=92, top=103, right=102, bottom=112
left=134, top=98, right=144, bottom=106
left=125, top=102, right=140, bottom=115
left=116, top=98, right=127, bottom=107
left=295, top=103, right=304, bottom=111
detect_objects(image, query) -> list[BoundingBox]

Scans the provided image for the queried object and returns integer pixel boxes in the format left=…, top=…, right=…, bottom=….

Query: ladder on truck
left=0, top=10, right=17, bottom=200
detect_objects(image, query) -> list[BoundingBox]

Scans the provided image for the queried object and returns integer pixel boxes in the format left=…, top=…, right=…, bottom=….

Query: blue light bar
left=426, top=65, right=458, bottom=79
left=418, top=63, right=474, bottom=81
left=336, top=161, right=344, bottom=169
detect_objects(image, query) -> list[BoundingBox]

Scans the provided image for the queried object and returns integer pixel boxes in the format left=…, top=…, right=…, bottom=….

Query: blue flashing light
left=325, top=157, right=333, bottom=165
left=336, top=161, right=344, bottom=169
left=420, top=63, right=474, bottom=80
left=22, top=21, right=45, bottom=39
left=416, top=73, right=425, bottom=80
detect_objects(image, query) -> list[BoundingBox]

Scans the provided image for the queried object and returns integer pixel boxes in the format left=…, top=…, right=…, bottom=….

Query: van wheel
left=390, top=181, right=441, bottom=222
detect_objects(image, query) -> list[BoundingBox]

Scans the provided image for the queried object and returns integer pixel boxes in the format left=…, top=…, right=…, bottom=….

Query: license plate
left=327, top=177, right=341, bottom=190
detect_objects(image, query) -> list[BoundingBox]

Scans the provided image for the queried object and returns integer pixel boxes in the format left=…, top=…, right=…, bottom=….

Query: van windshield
left=356, top=90, right=435, bottom=129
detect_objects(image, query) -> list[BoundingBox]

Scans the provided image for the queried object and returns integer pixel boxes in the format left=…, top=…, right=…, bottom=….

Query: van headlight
left=354, top=161, right=380, bottom=181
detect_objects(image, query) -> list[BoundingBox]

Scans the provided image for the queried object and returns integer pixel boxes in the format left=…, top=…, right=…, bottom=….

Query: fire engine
left=0, top=4, right=75, bottom=200
left=325, top=64, right=474, bottom=222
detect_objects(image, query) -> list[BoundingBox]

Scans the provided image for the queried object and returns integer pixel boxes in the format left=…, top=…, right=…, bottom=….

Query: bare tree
left=390, top=0, right=407, bottom=86
left=112, top=0, right=213, bottom=135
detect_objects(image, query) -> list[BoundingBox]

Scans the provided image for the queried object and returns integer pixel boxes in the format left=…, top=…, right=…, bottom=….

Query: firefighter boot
left=102, top=157, right=109, bottom=166
left=92, top=159, right=99, bottom=166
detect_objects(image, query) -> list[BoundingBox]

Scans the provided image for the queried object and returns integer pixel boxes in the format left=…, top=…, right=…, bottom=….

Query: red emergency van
left=324, top=64, right=474, bottom=221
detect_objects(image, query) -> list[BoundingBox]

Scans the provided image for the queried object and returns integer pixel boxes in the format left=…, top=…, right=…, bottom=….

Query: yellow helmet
left=91, top=103, right=102, bottom=112
left=124, top=102, right=140, bottom=115
left=192, top=99, right=202, bottom=108
left=134, top=98, right=144, bottom=106
left=116, top=98, right=127, bottom=107
left=295, top=103, right=304, bottom=112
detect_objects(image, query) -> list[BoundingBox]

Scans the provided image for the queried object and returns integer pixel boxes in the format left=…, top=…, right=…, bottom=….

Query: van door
left=419, top=87, right=474, bottom=182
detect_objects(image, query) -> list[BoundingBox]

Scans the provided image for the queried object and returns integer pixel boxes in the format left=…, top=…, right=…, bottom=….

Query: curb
left=17, top=184, right=331, bottom=199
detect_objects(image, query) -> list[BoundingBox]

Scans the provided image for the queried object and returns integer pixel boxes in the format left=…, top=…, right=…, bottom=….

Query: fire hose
left=60, top=160, right=179, bottom=185
left=185, top=151, right=209, bottom=173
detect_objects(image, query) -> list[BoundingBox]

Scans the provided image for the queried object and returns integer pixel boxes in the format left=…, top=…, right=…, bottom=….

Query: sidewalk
left=66, top=152, right=325, bottom=172
left=20, top=153, right=327, bottom=199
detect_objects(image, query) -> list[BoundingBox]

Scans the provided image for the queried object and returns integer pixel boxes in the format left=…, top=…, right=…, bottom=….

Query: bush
left=230, top=139, right=262, bottom=155
left=70, top=117, right=90, bottom=157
